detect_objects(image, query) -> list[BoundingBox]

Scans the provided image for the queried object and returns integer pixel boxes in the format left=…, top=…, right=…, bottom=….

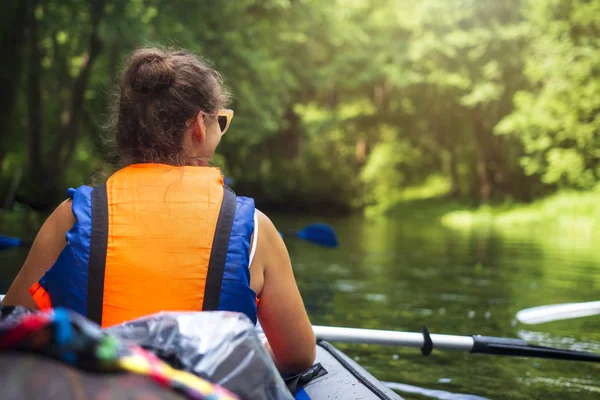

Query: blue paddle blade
left=0, top=235, right=21, bottom=250
left=295, top=223, right=339, bottom=247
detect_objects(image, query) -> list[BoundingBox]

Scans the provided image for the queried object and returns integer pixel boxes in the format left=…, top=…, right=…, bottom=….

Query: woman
left=3, top=47, right=316, bottom=373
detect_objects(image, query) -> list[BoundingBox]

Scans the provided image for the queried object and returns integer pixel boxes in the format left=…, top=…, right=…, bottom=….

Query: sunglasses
left=216, top=109, right=234, bottom=135
left=186, top=108, right=234, bottom=135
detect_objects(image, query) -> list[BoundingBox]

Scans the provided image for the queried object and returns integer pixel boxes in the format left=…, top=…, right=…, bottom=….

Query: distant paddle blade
left=296, top=223, right=338, bottom=247
left=0, top=235, right=21, bottom=250
left=516, top=301, right=600, bottom=325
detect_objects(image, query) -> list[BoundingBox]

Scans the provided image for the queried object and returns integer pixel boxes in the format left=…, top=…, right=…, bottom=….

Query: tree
left=497, top=0, right=600, bottom=190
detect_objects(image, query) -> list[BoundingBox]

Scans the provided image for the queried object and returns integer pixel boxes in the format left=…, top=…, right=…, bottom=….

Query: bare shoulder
left=2, top=198, right=75, bottom=308
left=252, top=209, right=283, bottom=275
left=256, top=209, right=279, bottom=240
left=255, top=208, right=291, bottom=267
left=47, top=198, right=76, bottom=235
left=56, top=198, right=75, bottom=222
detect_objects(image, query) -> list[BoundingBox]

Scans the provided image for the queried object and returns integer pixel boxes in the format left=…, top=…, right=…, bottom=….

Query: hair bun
left=127, top=49, right=175, bottom=94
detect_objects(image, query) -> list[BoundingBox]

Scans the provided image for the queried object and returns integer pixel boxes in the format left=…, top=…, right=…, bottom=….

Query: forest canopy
left=1, top=0, right=599, bottom=213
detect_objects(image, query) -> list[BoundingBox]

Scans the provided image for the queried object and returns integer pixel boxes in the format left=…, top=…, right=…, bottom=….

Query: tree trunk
left=3, top=166, right=22, bottom=209
left=474, top=119, right=492, bottom=204
left=20, top=0, right=106, bottom=211
left=356, top=138, right=367, bottom=164
left=448, top=147, right=461, bottom=198
left=278, top=105, right=302, bottom=160
left=27, top=0, right=43, bottom=181
left=107, top=31, right=122, bottom=85
left=54, top=0, right=106, bottom=169
left=0, top=0, right=28, bottom=172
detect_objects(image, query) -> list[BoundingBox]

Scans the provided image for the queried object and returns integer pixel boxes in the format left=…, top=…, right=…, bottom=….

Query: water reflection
left=384, top=381, right=490, bottom=400
left=276, top=213, right=600, bottom=399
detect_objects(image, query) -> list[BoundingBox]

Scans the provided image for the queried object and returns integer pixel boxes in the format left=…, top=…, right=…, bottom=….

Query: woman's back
left=3, top=46, right=315, bottom=373
left=29, top=164, right=258, bottom=328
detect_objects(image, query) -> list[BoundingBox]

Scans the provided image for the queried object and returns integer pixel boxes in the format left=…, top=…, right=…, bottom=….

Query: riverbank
left=441, top=188, right=600, bottom=236
left=369, top=182, right=600, bottom=239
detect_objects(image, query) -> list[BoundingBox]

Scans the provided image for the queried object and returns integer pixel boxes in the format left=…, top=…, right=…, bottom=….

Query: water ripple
left=384, top=381, right=490, bottom=400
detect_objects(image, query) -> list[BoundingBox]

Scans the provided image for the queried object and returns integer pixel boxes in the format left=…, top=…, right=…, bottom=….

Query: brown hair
left=108, top=47, right=231, bottom=167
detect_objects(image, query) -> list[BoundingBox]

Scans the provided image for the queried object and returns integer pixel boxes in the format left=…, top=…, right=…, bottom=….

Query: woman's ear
left=193, top=112, right=206, bottom=142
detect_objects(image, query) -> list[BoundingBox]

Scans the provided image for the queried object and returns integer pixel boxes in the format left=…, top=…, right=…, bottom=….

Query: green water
left=273, top=213, right=600, bottom=400
left=1, top=210, right=599, bottom=399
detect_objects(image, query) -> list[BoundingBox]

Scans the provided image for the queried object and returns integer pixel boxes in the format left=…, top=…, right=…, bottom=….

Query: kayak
left=0, top=296, right=401, bottom=400
left=0, top=340, right=401, bottom=400
left=306, top=340, right=402, bottom=399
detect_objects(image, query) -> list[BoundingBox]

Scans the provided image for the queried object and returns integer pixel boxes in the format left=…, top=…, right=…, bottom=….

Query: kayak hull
left=0, top=342, right=402, bottom=400
left=0, top=295, right=402, bottom=399
left=0, top=352, right=184, bottom=400
left=306, top=340, right=402, bottom=400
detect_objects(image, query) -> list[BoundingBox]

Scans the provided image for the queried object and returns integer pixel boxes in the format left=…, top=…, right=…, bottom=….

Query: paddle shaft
left=313, top=325, right=473, bottom=351
left=0, top=297, right=596, bottom=362
left=313, top=325, right=600, bottom=362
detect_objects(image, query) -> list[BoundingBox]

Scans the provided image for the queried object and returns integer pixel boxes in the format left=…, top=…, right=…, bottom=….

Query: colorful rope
left=0, top=307, right=239, bottom=400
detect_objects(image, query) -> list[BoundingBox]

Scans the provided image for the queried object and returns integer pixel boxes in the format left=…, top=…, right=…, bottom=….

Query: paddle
left=312, top=325, right=600, bottom=362
left=0, top=223, right=339, bottom=251
left=280, top=223, right=339, bottom=248
left=0, top=294, right=593, bottom=362
left=516, top=301, right=600, bottom=325
left=0, top=235, right=33, bottom=251
left=221, top=176, right=338, bottom=247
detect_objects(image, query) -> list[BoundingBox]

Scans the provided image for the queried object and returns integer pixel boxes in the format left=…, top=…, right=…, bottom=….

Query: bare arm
left=253, top=210, right=316, bottom=374
left=2, top=199, right=75, bottom=308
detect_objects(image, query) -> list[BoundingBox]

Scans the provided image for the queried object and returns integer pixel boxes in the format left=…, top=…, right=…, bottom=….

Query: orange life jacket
left=30, top=163, right=258, bottom=328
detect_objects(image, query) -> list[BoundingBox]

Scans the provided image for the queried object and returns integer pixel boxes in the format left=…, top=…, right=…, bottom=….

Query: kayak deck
left=305, top=340, right=402, bottom=400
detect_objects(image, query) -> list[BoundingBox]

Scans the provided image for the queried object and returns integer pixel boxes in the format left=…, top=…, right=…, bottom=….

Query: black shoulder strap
left=203, top=186, right=237, bottom=310
left=87, top=183, right=109, bottom=325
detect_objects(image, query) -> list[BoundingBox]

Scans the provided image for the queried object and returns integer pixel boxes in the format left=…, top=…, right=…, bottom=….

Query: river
left=1, top=209, right=599, bottom=399
left=274, top=212, right=600, bottom=399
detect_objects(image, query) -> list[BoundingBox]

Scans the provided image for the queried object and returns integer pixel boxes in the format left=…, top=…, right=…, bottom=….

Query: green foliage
left=1, top=0, right=599, bottom=213
left=496, top=0, right=600, bottom=190
left=442, top=184, right=600, bottom=239
left=360, top=126, right=424, bottom=205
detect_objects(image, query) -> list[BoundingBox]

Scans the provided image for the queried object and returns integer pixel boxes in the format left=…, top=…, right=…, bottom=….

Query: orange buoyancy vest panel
left=96, top=163, right=226, bottom=327
left=30, top=163, right=259, bottom=328
left=30, top=162, right=263, bottom=329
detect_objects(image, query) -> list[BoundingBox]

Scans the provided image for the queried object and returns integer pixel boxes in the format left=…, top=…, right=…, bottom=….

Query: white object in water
left=516, top=301, right=600, bottom=325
